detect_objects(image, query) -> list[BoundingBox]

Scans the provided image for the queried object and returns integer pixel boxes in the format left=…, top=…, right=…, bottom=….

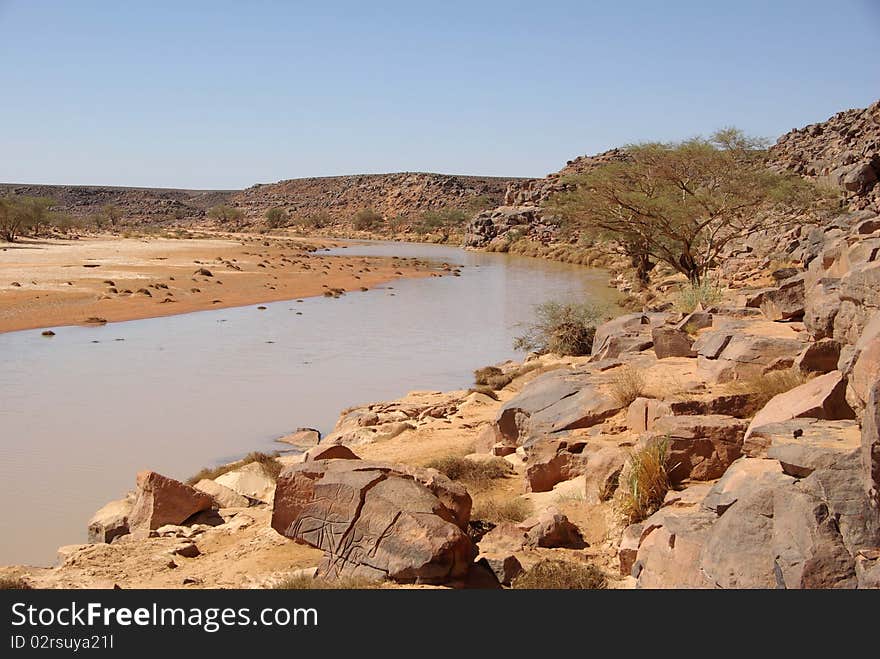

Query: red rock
left=128, top=471, right=213, bottom=535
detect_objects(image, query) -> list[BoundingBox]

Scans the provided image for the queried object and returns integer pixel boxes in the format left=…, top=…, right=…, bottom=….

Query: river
left=0, top=241, right=618, bottom=566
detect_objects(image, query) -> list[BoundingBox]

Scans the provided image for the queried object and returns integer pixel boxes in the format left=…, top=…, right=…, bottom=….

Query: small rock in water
left=41, top=330, right=55, bottom=337
left=257, top=306, right=267, bottom=310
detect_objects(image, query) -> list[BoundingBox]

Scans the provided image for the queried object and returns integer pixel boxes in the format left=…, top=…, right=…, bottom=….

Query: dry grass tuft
left=727, top=369, right=810, bottom=416
left=273, top=574, right=384, bottom=589
left=425, top=456, right=512, bottom=491
left=471, top=496, right=531, bottom=524
left=614, top=438, right=671, bottom=525
left=187, top=451, right=283, bottom=485
left=511, top=559, right=607, bottom=589
left=609, top=365, right=647, bottom=408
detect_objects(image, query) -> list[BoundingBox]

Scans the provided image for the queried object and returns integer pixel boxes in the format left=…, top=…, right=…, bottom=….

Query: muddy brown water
left=0, top=241, right=619, bottom=566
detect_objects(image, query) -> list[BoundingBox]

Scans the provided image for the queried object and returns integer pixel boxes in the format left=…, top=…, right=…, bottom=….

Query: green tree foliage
left=265, top=207, right=287, bottom=228
left=550, top=129, right=835, bottom=284
left=207, top=204, right=244, bottom=224
left=0, top=196, right=55, bottom=242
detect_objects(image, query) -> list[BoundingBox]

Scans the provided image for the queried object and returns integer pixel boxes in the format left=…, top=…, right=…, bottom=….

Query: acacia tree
left=102, top=204, right=122, bottom=227
left=207, top=204, right=244, bottom=224
left=0, top=196, right=54, bottom=242
left=265, top=207, right=286, bottom=228
left=550, top=129, right=834, bottom=284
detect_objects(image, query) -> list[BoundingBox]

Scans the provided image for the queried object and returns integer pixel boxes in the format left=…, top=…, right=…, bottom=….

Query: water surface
left=0, top=241, right=618, bottom=565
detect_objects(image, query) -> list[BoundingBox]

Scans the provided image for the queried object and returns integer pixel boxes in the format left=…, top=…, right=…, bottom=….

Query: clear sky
left=1, top=0, right=878, bottom=189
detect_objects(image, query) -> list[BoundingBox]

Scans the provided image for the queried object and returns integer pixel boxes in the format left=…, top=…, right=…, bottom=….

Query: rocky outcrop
left=271, top=456, right=474, bottom=584
left=128, top=471, right=214, bottom=536
left=769, top=100, right=880, bottom=212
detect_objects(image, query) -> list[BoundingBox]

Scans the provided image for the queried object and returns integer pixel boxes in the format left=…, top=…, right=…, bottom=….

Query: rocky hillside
left=769, top=100, right=880, bottom=212
left=0, top=183, right=234, bottom=224
left=230, top=173, right=517, bottom=225
left=0, top=173, right=518, bottom=231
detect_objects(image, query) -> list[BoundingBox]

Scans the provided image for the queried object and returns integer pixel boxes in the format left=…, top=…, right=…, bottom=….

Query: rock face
left=271, top=457, right=474, bottom=584
left=649, top=415, right=749, bottom=482
left=493, top=370, right=620, bottom=449
left=128, top=471, right=213, bottom=536
left=87, top=498, right=133, bottom=544
left=759, top=274, right=806, bottom=321
left=744, top=371, right=856, bottom=440
left=652, top=326, right=696, bottom=359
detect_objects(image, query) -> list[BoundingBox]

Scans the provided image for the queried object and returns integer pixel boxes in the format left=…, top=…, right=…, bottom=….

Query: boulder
left=582, top=441, right=626, bottom=504
left=803, top=280, right=841, bottom=340
left=693, top=330, right=733, bottom=359
left=649, top=415, right=748, bottom=482
left=744, top=371, right=856, bottom=441
left=701, top=458, right=794, bottom=515
left=271, top=459, right=473, bottom=583
left=794, top=339, right=842, bottom=374
left=833, top=261, right=880, bottom=344
left=652, top=326, right=696, bottom=359
left=128, top=471, right=213, bottom=536
left=87, top=498, right=133, bottom=544
left=494, top=371, right=619, bottom=447
left=524, top=437, right=589, bottom=493
left=676, top=310, right=713, bottom=333
left=277, top=427, right=321, bottom=448
left=759, top=274, right=806, bottom=321
left=626, top=397, right=672, bottom=433
left=215, top=462, right=277, bottom=503
left=476, top=554, right=523, bottom=586
left=697, top=333, right=805, bottom=383
left=847, top=312, right=880, bottom=409
left=304, top=444, right=360, bottom=462
left=632, top=504, right=716, bottom=588
left=193, top=479, right=251, bottom=508
left=517, top=508, right=584, bottom=549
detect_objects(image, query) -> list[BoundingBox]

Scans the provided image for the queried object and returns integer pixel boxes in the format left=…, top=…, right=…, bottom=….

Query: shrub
left=273, top=574, right=384, bottom=589
left=0, top=577, right=32, bottom=590
left=609, top=365, right=646, bottom=407
left=674, top=279, right=726, bottom=312
left=425, top=456, right=511, bottom=490
left=471, top=496, right=531, bottom=524
left=353, top=208, right=383, bottom=231
left=511, top=559, right=607, bottom=589
left=265, top=207, right=287, bottom=228
left=615, top=438, right=671, bottom=524
left=514, top=301, right=606, bottom=356
left=187, top=451, right=283, bottom=485
left=207, top=205, right=244, bottom=224
left=474, top=366, right=513, bottom=390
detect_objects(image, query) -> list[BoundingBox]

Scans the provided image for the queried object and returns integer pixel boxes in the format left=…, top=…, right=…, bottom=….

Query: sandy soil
left=0, top=233, right=436, bottom=333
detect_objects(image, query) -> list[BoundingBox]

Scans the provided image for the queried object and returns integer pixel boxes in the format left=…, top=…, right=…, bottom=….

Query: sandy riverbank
left=0, top=233, right=438, bottom=334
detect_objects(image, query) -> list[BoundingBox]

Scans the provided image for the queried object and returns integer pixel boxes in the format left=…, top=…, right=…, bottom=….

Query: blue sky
left=1, top=0, right=878, bottom=189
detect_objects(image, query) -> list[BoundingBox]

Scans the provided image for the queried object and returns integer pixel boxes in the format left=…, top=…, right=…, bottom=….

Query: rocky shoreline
left=3, top=100, right=879, bottom=590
